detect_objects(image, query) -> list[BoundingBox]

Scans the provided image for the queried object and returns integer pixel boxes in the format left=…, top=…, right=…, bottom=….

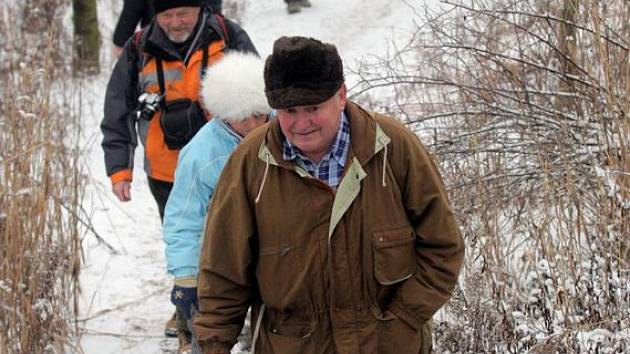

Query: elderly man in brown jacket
left=193, top=36, right=465, bottom=354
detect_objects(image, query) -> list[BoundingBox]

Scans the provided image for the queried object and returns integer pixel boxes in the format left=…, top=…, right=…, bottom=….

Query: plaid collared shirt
left=282, top=112, right=350, bottom=190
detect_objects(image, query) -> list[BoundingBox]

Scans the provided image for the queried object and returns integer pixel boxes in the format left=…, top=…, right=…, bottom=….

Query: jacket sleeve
left=193, top=152, right=255, bottom=353
left=162, top=147, right=228, bottom=279
left=101, top=41, right=139, bottom=183
left=388, top=128, right=465, bottom=330
left=113, top=0, right=148, bottom=47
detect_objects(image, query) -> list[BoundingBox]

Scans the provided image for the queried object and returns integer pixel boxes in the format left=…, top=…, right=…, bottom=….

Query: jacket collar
left=259, top=101, right=390, bottom=168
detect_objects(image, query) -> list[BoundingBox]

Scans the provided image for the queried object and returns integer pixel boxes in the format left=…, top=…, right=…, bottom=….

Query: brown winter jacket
left=194, top=101, right=465, bottom=354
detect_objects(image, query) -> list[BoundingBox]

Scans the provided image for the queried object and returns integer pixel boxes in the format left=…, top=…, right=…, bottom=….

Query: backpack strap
left=200, top=14, right=226, bottom=76
left=126, top=29, right=146, bottom=104
left=201, top=44, right=209, bottom=72
left=132, top=30, right=143, bottom=48
left=214, top=14, right=229, bottom=45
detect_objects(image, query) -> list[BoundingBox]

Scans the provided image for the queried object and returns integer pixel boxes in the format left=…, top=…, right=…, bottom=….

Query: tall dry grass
left=352, top=0, right=628, bottom=352
left=0, top=1, right=83, bottom=353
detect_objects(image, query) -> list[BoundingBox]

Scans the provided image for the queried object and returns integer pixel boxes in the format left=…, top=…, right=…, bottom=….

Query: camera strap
left=154, top=44, right=210, bottom=107
left=155, top=58, right=166, bottom=109
left=153, top=45, right=211, bottom=150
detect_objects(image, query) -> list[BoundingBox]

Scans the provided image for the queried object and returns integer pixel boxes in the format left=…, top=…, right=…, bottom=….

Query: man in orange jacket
left=112, top=0, right=223, bottom=57
left=101, top=0, right=257, bottom=350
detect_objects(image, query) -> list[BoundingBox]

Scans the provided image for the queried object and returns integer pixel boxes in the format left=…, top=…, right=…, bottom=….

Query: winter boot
left=298, top=0, right=312, bottom=7
left=164, top=312, right=178, bottom=337
left=177, top=331, right=192, bottom=354
left=287, top=2, right=301, bottom=14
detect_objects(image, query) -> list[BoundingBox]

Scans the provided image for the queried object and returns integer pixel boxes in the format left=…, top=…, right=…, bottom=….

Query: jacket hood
left=201, top=52, right=271, bottom=122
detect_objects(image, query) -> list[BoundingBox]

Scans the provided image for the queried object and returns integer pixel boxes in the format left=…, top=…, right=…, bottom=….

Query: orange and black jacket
left=102, top=8, right=257, bottom=185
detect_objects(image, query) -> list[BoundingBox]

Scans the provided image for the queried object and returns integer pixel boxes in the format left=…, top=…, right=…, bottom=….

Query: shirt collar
left=218, top=118, right=243, bottom=142
left=282, top=112, right=350, bottom=168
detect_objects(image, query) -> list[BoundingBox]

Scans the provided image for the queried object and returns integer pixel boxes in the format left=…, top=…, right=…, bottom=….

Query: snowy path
left=78, top=1, right=419, bottom=352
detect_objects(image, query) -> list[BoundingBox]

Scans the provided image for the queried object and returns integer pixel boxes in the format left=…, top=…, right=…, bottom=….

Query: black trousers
left=147, top=176, right=173, bottom=221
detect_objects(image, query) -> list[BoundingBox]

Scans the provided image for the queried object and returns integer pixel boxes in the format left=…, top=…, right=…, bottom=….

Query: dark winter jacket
left=112, top=0, right=224, bottom=47
left=193, top=101, right=465, bottom=353
left=112, top=0, right=152, bottom=48
left=102, top=8, right=257, bottom=184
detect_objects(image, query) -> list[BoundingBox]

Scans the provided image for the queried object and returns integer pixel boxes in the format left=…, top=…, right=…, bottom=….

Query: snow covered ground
left=77, top=0, right=421, bottom=352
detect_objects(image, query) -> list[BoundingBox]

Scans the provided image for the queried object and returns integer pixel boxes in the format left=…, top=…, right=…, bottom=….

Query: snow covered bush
left=352, top=0, right=629, bottom=352
left=0, top=1, right=84, bottom=353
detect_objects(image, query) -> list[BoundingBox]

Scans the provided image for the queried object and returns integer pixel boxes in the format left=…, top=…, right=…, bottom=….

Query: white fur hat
left=201, top=52, right=271, bottom=122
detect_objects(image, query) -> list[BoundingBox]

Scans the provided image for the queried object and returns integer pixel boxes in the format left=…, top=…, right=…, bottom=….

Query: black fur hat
left=264, top=36, right=344, bottom=109
left=152, top=0, right=201, bottom=14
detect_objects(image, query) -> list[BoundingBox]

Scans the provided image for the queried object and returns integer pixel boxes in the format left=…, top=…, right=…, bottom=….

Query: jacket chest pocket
left=372, top=227, right=415, bottom=285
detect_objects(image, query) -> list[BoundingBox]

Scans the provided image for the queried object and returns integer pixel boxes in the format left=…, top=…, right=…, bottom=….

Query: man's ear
left=338, top=83, right=347, bottom=109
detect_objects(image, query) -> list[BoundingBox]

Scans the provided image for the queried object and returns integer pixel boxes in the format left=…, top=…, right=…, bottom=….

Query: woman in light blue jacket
left=162, top=52, right=271, bottom=352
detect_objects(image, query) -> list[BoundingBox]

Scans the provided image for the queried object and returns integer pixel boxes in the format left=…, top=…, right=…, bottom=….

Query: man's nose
left=292, top=114, right=311, bottom=130
left=171, top=17, right=183, bottom=27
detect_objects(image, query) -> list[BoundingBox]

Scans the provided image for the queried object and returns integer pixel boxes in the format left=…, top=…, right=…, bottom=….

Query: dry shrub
left=0, top=0, right=83, bottom=353
left=352, top=0, right=628, bottom=352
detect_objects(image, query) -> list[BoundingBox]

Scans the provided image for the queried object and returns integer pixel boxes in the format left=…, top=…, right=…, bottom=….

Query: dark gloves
left=171, top=277, right=198, bottom=320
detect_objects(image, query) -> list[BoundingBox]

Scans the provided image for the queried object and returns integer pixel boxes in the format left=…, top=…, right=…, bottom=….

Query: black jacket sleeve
left=113, top=0, right=152, bottom=47
left=223, top=18, right=258, bottom=56
left=101, top=40, right=140, bottom=177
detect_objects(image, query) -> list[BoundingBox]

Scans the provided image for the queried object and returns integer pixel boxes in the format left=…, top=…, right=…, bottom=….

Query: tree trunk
left=555, top=0, right=579, bottom=112
left=73, top=0, right=100, bottom=74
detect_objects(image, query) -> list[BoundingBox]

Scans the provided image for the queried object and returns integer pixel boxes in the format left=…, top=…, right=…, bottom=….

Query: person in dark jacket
left=112, top=0, right=223, bottom=57
left=101, top=0, right=257, bottom=351
left=286, top=0, right=311, bottom=14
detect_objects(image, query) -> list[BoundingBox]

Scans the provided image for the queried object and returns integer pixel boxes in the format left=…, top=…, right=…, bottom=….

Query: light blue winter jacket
left=163, top=118, right=242, bottom=278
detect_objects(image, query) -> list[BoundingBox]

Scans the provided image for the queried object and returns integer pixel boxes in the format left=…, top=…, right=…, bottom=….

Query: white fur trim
left=201, top=52, right=271, bottom=122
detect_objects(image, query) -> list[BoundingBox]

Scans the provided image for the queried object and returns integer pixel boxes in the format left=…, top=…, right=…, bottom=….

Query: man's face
left=156, top=7, right=200, bottom=43
left=277, top=85, right=347, bottom=163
